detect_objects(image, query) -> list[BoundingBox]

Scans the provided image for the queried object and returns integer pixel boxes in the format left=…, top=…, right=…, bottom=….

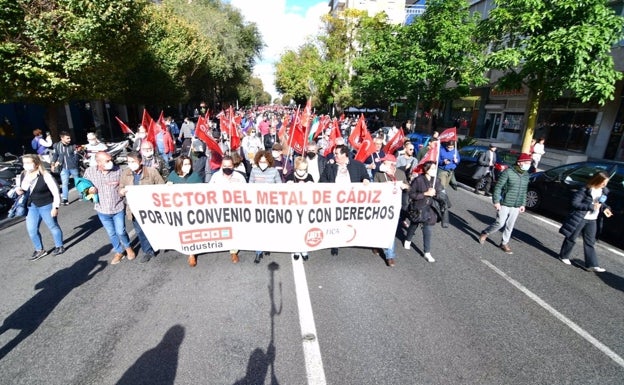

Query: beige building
left=328, top=0, right=421, bottom=25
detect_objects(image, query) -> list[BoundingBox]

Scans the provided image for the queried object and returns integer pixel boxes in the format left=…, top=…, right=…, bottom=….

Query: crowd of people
left=11, top=108, right=611, bottom=273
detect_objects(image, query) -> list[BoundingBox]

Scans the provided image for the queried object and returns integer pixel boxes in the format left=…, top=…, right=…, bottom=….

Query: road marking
left=482, top=259, right=624, bottom=368
left=528, top=214, right=559, bottom=228
left=292, top=258, right=327, bottom=385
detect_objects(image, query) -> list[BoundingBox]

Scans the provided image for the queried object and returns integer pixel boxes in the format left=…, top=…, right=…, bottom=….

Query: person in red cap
left=373, top=153, right=410, bottom=266
left=478, top=153, right=532, bottom=254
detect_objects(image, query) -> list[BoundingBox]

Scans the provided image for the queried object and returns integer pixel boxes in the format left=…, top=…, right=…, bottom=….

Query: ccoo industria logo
left=304, top=228, right=323, bottom=247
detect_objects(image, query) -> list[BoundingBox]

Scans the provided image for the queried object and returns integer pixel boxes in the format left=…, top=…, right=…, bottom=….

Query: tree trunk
left=45, top=104, right=59, bottom=141
left=521, top=88, right=542, bottom=153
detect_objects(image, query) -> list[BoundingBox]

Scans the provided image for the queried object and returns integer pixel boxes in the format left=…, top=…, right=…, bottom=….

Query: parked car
left=454, top=145, right=521, bottom=190
left=525, top=160, right=624, bottom=248
left=406, top=132, right=432, bottom=150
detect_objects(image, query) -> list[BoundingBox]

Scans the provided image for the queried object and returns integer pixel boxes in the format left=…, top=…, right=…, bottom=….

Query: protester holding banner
left=304, top=141, right=327, bottom=182
left=84, top=151, right=135, bottom=265
left=320, top=144, right=370, bottom=256
left=284, top=157, right=315, bottom=261
left=364, top=138, right=385, bottom=180
left=249, top=150, right=283, bottom=263
left=119, top=151, right=165, bottom=263
left=271, top=143, right=292, bottom=182
left=373, top=154, right=410, bottom=267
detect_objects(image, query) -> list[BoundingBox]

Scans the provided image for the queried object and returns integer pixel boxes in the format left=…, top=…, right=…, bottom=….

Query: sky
left=228, top=0, right=329, bottom=102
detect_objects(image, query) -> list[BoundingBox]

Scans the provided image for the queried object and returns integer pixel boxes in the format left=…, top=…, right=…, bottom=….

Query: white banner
left=125, top=183, right=402, bottom=255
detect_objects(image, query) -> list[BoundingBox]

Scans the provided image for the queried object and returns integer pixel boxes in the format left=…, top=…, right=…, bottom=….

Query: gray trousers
left=483, top=205, right=520, bottom=245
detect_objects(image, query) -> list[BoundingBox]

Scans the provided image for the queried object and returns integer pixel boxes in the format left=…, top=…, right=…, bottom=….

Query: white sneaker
left=424, top=252, right=435, bottom=263
left=560, top=258, right=571, bottom=265
left=588, top=266, right=606, bottom=273
left=404, top=240, right=411, bottom=249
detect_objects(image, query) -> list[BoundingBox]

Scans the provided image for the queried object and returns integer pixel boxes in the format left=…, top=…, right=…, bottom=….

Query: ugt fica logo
left=304, top=228, right=323, bottom=247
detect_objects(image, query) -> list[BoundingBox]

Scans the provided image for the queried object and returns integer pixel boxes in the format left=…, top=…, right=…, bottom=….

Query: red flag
left=438, top=127, right=457, bottom=142
left=288, top=121, right=307, bottom=154
left=413, top=141, right=440, bottom=174
left=312, top=115, right=330, bottom=140
left=158, top=111, right=166, bottom=130
left=323, top=119, right=342, bottom=157
left=195, top=116, right=223, bottom=156
left=115, top=116, right=133, bottom=135
left=383, top=128, right=405, bottom=156
left=354, top=137, right=375, bottom=162
left=348, top=114, right=369, bottom=150
left=141, top=109, right=153, bottom=132
left=300, top=99, right=312, bottom=132
left=224, top=106, right=241, bottom=150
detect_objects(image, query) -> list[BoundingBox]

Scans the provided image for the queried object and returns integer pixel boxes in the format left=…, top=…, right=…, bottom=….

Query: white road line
left=481, top=259, right=624, bottom=368
left=528, top=213, right=560, bottom=228
left=292, top=258, right=327, bottom=385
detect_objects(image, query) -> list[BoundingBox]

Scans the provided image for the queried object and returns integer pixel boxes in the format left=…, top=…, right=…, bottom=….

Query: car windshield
left=563, top=163, right=618, bottom=185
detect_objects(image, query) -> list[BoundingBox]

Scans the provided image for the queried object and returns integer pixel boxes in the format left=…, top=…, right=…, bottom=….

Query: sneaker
left=479, top=233, right=488, bottom=245
left=29, top=249, right=48, bottom=261
left=140, top=253, right=153, bottom=263
left=330, top=248, right=339, bottom=256
left=254, top=252, right=263, bottom=264
left=302, top=253, right=309, bottom=261
left=500, top=243, right=513, bottom=254
left=292, top=253, right=300, bottom=261
left=387, top=258, right=395, bottom=267
left=62, top=199, right=69, bottom=206
left=52, top=246, right=65, bottom=255
left=424, top=252, right=435, bottom=263
left=560, top=258, right=571, bottom=265
left=587, top=266, right=606, bottom=273
left=404, top=240, right=411, bottom=250
left=111, top=253, right=124, bottom=265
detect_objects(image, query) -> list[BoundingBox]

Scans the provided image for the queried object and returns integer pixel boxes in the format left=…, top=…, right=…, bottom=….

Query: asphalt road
left=0, top=184, right=623, bottom=385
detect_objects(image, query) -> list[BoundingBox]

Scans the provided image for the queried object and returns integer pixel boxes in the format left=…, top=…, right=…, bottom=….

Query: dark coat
left=472, top=150, right=496, bottom=180
left=319, top=159, right=369, bottom=183
left=408, top=174, right=444, bottom=226
left=559, top=187, right=610, bottom=238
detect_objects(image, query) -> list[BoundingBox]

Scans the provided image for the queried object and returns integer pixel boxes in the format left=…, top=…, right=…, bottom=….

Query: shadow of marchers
left=596, top=271, right=624, bottom=293
left=511, top=228, right=561, bottom=260
left=62, top=214, right=102, bottom=249
left=233, top=262, right=282, bottom=385
left=116, top=325, right=185, bottom=385
left=0, top=245, right=108, bottom=360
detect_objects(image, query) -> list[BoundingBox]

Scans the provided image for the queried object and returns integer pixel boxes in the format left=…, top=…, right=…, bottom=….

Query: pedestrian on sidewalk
left=478, top=153, right=532, bottom=254
left=84, top=151, right=135, bottom=265
left=558, top=172, right=613, bottom=272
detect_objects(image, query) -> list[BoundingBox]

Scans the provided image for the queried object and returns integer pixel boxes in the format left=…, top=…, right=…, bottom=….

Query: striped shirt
left=83, top=166, right=125, bottom=215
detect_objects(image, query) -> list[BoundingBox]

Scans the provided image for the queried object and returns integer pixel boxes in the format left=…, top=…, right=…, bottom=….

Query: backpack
left=31, top=137, right=39, bottom=151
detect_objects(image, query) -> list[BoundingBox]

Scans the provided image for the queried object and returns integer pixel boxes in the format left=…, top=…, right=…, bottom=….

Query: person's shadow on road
left=116, top=325, right=185, bottom=385
left=0, top=246, right=108, bottom=360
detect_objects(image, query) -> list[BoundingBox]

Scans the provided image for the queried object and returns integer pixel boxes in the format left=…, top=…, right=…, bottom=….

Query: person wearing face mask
left=404, top=161, right=444, bottom=263
left=373, top=154, right=410, bottom=267
left=83, top=151, right=135, bottom=265
left=271, top=143, right=292, bottom=182
left=285, top=157, right=314, bottom=261
left=211, top=155, right=247, bottom=263
left=119, top=152, right=165, bottom=263
left=437, top=141, right=460, bottom=190
left=304, top=141, right=327, bottom=182
left=478, top=153, right=532, bottom=254
left=85, top=132, right=108, bottom=168
left=140, top=141, right=170, bottom=179
left=166, top=155, right=202, bottom=266
left=15, top=154, right=64, bottom=260
left=242, top=128, right=263, bottom=162
left=132, top=125, right=148, bottom=152
left=249, top=150, right=282, bottom=263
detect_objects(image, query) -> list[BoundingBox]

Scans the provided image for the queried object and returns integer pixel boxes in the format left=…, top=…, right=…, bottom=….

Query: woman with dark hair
left=167, top=155, right=202, bottom=266
left=558, top=172, right=613, bottom=272
left=249, top=150, right=282, bottom=263
left=16, top=154, right=64, bottom=260
left=167, top=155, right=202, bottom=184
left=404, top=161, right=443, bottom=263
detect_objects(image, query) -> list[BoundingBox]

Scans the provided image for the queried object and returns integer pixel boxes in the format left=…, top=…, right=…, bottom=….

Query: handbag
left=408, top=198, right=431, bottom=223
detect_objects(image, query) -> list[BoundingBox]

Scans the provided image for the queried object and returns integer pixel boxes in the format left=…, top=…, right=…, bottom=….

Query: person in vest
left=50, top=131, right=79, bottom=205
left=31, top=128, right=52, bottom=156
left=15, top=154, right=64, bottom=260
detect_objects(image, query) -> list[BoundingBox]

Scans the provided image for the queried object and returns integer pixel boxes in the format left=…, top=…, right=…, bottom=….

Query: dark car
left=526, top=160, right=624, bottom=248
left=454, top=145, right=520, bottom=190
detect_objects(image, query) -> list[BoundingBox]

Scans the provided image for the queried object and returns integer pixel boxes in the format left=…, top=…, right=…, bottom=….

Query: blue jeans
left=60, top=168, right=80, bottom=201
left=98, top=211, right=131, bottom=254
left=384, top=239, right=396, bottom=259
left=26, top=202, right=63, bottom=250
left=132, top=218, right=155, bottom=256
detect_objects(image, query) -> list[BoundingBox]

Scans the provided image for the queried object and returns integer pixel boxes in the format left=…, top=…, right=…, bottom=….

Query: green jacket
left=492, top=166, right=530, bottom=208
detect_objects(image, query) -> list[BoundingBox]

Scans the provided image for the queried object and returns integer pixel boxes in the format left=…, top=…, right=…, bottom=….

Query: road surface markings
left=292, top=258, right=327, bottom=385
left=482, top=259, right=624, bottom=368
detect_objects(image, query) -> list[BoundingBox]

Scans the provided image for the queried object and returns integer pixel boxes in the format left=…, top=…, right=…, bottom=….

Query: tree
left=0, top=0, right=146, bottom=134
left=275, top=43, right=323, bottom=105
left=481, top=0, right=624, bottom=152
left=237, top=77, right=271, bottom=107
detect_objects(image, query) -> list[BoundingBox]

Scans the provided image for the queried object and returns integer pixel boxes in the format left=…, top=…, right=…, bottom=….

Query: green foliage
left=275, top=43, right=323, bottom=105
left=457, top=136, right=477, bottom=149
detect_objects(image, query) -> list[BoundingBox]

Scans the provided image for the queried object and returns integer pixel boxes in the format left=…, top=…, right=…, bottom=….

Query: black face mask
left=306, top=151, right=316, bottom=159
left=222, top=168, right=234, bottom=175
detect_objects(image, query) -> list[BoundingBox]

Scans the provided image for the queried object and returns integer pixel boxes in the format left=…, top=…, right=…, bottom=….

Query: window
left=501, top=113, right=524, bottom=133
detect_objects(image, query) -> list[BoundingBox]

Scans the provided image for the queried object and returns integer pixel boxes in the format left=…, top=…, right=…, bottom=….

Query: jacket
left=559, top=187, right=610, bottom=238
left=472, top=150, right=496, bottom=180
left=492, top=166, right=529, bottom=208
left=408, top=174, right=444, bottom=226
left=319, top=159, right=369, bottom=183
left=119, top=166, right=165, bottom=219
